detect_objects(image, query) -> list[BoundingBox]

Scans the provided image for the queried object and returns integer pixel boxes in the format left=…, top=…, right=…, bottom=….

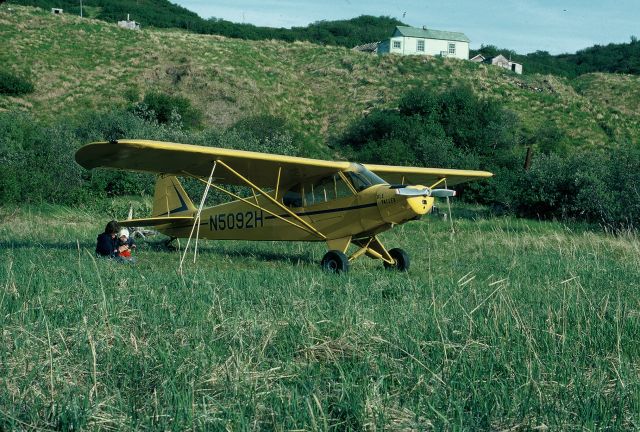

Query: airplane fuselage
left=156, top=184, right=434, bottom=242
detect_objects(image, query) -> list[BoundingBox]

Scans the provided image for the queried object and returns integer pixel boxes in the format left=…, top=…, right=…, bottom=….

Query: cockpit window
left=283, top=174, right=354, bottom=208
left=282, top=165, right=387, bottom=207
left=343, top=164, right=388, bottom=191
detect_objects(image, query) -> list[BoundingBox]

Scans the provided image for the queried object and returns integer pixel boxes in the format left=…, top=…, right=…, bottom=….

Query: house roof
left=352, top=41, right=381, bottom=53
left=394, top=26, right=470, bottom=43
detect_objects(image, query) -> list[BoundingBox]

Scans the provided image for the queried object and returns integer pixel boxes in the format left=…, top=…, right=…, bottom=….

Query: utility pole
left=80, top=0, right=83, bottom=17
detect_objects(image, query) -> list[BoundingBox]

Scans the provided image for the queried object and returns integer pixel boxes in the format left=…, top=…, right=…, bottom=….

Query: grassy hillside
left=1, top=5, right=639, bottom=149
left=9, top=0, right=405, bottom=48
left=1, top=203, right=639, bottom=429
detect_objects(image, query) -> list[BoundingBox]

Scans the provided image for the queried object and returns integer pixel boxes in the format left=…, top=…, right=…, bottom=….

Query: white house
left=490, top=54, right=523, bottom=74
left=118, top=14, right=141, bottom=31
left=378, top=26, right=470, bottom=60
left=472, top=54, right=523, bottom=74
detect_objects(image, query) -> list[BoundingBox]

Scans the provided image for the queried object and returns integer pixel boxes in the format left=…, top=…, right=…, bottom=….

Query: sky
left=173, top=0, right=639, bottom=54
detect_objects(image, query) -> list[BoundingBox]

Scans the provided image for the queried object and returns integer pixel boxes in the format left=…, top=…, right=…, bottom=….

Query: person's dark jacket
left=96, top=232, right=118, bottom=257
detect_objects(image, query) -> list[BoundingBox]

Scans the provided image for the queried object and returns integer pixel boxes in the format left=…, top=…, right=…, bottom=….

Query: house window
left=393, top=40, right=401, bottom=49
left=448, top=43, right=456, bottom=55
left=417, top=40, right=425, bottom=52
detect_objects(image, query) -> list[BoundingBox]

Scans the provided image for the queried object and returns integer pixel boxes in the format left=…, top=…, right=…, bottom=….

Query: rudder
left=152, top=175, right=196, bottom=217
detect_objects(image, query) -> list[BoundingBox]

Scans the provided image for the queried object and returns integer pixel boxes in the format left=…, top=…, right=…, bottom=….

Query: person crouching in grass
left=96, top=220, right=120, bottom=258
left=117, top=228, right=136, bottom=263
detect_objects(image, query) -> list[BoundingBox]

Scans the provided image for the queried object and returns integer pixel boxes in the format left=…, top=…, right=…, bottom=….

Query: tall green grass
left=1, top=204, right=639, bottom=430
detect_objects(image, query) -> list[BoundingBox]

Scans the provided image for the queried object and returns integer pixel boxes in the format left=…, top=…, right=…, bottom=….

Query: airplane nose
left=376, top=185, right=434, bottom=224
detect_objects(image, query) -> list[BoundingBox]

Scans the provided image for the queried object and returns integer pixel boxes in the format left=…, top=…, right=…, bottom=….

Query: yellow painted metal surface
left=75, top=140, right=493, bottom=254
left=75, top=140, right=493, bottom=189
left=363, top=164, right=493, bottom=187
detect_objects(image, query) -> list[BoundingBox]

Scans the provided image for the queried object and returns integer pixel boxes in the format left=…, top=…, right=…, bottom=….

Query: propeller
left=394, top=187, right=456, bottom=198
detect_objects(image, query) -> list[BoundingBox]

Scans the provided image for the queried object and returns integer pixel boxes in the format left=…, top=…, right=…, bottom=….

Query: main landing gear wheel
left=384, top=248, right=410, bottom=271
left=321, top=250, right=350, bottom=273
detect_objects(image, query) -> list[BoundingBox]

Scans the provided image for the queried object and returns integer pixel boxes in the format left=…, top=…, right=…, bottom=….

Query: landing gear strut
left=383, top=248, right=410, bottom=271
left=320, top=236, right=410, bottom=272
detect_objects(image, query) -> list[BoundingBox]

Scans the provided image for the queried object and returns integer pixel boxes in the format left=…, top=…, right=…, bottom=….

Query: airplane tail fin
left=152, top=175, right=196, bottom=217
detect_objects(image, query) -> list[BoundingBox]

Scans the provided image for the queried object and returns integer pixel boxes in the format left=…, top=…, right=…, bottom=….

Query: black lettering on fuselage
left=209, top=211, right=264, bottom=231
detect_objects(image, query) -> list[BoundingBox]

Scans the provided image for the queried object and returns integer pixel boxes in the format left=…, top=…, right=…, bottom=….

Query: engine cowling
left=376, top=185, right=434, bottom=225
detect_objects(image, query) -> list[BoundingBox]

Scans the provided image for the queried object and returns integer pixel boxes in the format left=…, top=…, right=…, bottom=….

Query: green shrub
left=0, top=70, right=35, bottom=95
left=335, top=85, right=521, bottom=188
left=132, top=92, right=203, bottom=129
left=0, top=112, right=84, bottom=204
left=228, top=114, right=300, bottom=155
left=514, top=145, right=640, bottom=228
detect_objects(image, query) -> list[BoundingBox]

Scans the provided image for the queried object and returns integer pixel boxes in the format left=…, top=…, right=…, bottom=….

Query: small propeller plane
left=75, top=140, right=492, bottom=272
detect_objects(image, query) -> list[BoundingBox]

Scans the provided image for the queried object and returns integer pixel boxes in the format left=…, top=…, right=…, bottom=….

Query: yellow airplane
left=75, top=139, right=492, bottom=272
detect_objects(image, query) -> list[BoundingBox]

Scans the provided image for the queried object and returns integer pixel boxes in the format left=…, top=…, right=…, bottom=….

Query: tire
left=384, top=248, right=410, bottom=271
left=321, top=250, right=350, bottom=273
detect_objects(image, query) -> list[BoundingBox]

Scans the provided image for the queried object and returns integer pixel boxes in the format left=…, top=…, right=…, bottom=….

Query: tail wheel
left=321, top=250, right=350, bottom=273
left=384, top=248, right=410, bottom=271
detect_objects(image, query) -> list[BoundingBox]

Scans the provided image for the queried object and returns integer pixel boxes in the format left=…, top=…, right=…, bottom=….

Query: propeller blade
left=394, top=187, right=457, bottom=198
left=395, top=187, right=431, bottom=197
left=431, top=189, right=456, bottom=198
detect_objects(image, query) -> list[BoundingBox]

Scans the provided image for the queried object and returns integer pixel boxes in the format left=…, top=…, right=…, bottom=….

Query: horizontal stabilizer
left=119, top=216, right=194, bottom=227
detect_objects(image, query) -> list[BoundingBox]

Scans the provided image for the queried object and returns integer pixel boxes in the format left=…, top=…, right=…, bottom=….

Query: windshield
left=343, top=164, right=388, bottom=191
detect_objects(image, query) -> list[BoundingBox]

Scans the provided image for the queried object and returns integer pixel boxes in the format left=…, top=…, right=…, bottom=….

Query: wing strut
left=444, top=178, right=455, bottom=235
left=214, top=160, right=326, bottom=240
left=179, top=161, right=217, bottom=272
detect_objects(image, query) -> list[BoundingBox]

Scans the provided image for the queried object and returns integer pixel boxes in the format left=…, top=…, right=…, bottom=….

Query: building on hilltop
left=471, top=54, right=523, bottom=74
left=377, top=25, right=470, bottom=60
left=352, top=41, right=381, bottom=54
left=118, top=14, right=140, bottom=30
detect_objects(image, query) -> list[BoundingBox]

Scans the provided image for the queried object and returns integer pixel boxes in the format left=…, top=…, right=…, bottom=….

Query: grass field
left=1, top=203, right=639, bottom=430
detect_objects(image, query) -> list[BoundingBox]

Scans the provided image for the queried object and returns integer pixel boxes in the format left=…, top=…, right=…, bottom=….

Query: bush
left=335, top=85, right=521, bottom=194
left=516, top=145, right=640, bottom=228
left=132, top=92, right=203, bottom=129
left=0, top=112, right=85, bottom=204
left=0, top=70, right=35, bottom=95
left=228, top=115, right=300, bottom=156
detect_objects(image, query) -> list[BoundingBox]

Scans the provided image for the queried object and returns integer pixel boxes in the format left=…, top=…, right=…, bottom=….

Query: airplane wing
left=75, top=139, right=492, bottom=189
left=75, top=140, right=350, bottom=188
left=363, top=164, right=493, bottom=187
